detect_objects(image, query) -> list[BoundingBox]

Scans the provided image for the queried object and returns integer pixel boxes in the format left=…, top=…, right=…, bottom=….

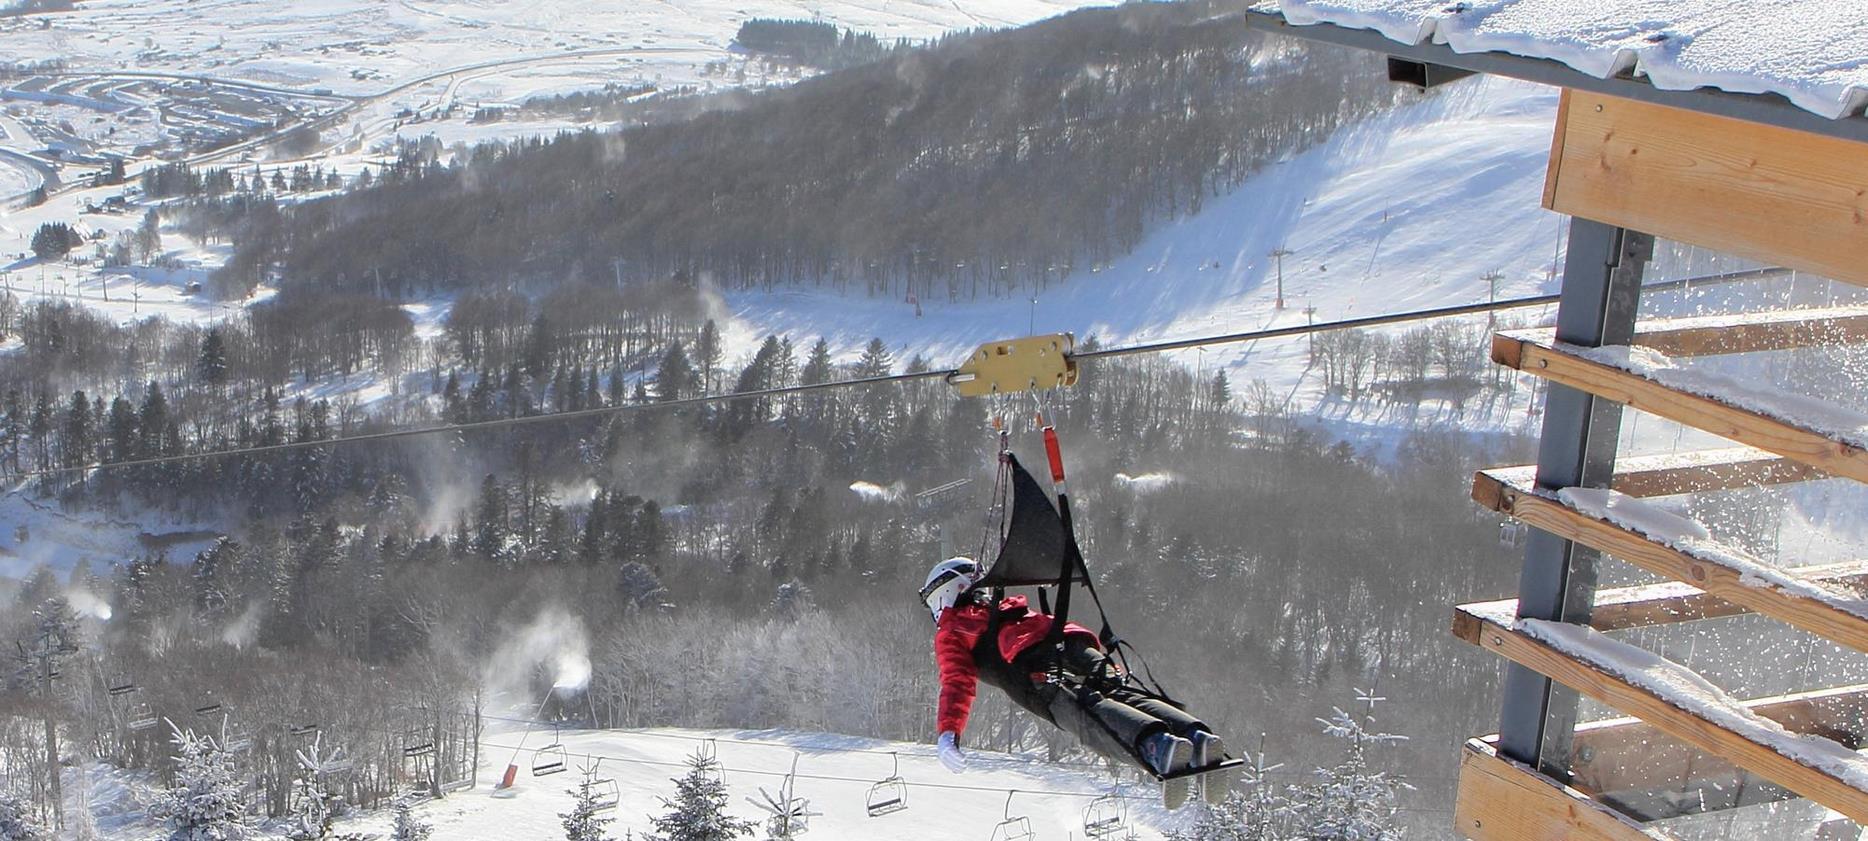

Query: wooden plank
left=1487, top=447, right=1826, bottom=499
left=1567, top=683, right=1868, bottom=817
left=1463, top=560, right=1868, bottom=631
left=1544, top=89, right=1868, bottom=289
left=1452, top=606, right=1868, bottom=824
left=1473, top=469, right=1868, bottom=653
left=1454, top=738, right=1670, bottom=841
left=1492, top=332, right=1868, bottom=485
left=1631, top=307, right=1868, bottom=357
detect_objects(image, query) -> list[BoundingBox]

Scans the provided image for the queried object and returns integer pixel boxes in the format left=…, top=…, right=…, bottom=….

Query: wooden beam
left=1464, top=560, right=1868, bottom=632
left=1473, top=469, right=1868, bottom=653
left=1486, top=447, right=1826, bottom=499
left=1493, top=331, right=1868, bottom=485
left=1454, top=738, right=1671, bottom=841
left=1566, top=683, right=1868, bottom=818
left=1452, top=606, right=1868, bottom=824
left=1632, top=307, right=1868, bottom=357
left=1545, top=89, right=1868, bottom=289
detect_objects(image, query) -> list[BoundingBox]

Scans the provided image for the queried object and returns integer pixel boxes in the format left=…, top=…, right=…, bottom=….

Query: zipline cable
left=11, top=265, right=1788, bottom=479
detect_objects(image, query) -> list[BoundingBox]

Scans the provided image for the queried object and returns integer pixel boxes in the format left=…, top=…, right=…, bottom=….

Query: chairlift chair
left=403, top=728, right=436, bottom=758
left=224, top=725, right=252, bottom=752
left=988, top=791, right=1035, bottom=841
left=107, top=672, right=139, bottom=696
left=531, top=743, right=567, bottom=776
left=863, top=752, right=907, bottom=817
left=194, top=701, right=223, bottom=717
left=1082, top=792, right=1126, bottom=837
left=290, top=723, right=320, bottom=737
left=126, top=700, right=158, bottom=731
left=583, top=778, right=620, bottom=811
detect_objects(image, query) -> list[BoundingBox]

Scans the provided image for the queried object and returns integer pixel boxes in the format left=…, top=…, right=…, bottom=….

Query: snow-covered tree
left=0, top=792, right=49, bottom=841
left=146, top=721, right=251, bottom=841
left=1286, top=708, right=1409, bottom=841
left=286, top=730, right=347, bottom=839
left=561, top=779, right=615, bottom=841
left=643, top=751, right=754, bottom=841
left=389, top=798, right=431, bottom=841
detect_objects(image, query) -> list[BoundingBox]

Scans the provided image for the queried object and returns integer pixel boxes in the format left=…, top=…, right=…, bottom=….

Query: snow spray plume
left=65, top=587, right=112, bottom=621
left=221, top=603, right=264, bottom=649
left=1113, top=472, right=1175, bottom=495
left=484, top=607, right=592, bottom=696
left=848, top=481, right=905, bottom=504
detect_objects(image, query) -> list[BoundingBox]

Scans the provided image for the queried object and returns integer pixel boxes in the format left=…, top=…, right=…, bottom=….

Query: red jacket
left=934, top=595, right=1097, bottom=739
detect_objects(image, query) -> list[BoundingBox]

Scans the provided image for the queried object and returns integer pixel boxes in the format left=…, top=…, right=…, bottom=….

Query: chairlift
left=437, top=774, right=472, bottom=794
left=290, top=723, right=320, bottom=737
left=224, top=725, right=252, bottom=752
left=404, top=727, right=435, bottom=758
left=988, top=791, right=1034, bottom=841
left=863, top=752, right=907, bottom=817
left=581, top=758, right=619, bottom=812
left=531, top=743, right=567, bottom=776
left=194, top=700, right=223, bottom=717
left=1082, top=791, right=1126, bottom=837
left=126, top=700, right=158, bottom=731
left=107, top=672, right=139, bottom=696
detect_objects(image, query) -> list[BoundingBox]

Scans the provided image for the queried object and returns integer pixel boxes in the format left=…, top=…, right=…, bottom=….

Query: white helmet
left=920, top=557, right=980, bottom=623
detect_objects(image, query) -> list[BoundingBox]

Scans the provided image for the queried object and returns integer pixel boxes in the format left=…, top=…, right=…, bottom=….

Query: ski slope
left=83, top=723, right=1181, bottom=840
left=723, top=74, right=1567, bottom=424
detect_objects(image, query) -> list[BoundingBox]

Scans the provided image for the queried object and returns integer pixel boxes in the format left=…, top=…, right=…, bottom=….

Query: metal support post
left=1496, top=219, right=1652, bottom=780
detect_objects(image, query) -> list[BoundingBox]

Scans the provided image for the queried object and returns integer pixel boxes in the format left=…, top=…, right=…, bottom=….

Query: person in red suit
left=921, top=557, right=1227, bottom=807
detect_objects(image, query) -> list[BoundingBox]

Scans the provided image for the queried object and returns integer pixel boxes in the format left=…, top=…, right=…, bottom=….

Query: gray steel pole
left=1496, top=219, right=1652, bottom=779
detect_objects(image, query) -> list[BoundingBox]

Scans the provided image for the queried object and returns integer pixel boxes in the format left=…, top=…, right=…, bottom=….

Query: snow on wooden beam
left=1492, top=331, right=1868, bottom=485
left=1452, top=605, right=1868, bottom=824
left=1453, top=738, right=1671, bottom=841
left=1463, top=560, right=1868, bottom=632
left=1473, top=468, right=1868, bottom=653
left=1563, top=683, right=1868, bottom=820
left=1487, top=447, right=1826, bottom=499
left=1631, top=307, right=1868, bottom=357
left=1546, top=89, right=1868, bottom=289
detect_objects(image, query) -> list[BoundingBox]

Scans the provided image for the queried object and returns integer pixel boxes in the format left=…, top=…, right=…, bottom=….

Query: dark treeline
left=206, top=2, right=1402, bottom=302
left=734, top=18, right=902, bottom=69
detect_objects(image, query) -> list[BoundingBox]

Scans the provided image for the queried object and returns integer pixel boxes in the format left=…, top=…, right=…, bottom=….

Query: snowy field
left=75, top=721, right=1184, bottom=840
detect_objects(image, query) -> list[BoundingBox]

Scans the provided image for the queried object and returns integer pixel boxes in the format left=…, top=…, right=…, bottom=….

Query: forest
left=178, top=1, right=1406, bottom=302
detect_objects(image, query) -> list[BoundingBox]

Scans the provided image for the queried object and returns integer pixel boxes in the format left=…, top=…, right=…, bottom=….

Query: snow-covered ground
left=723, top=75, right=1569, bottom=430
left=2, top=0, right=1101, bottom=98
left=79, top=721, right=1182, bottom=840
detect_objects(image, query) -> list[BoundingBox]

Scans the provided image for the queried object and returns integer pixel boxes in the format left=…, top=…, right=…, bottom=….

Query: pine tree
left=147, top=722, right=251, bottom=841
left=643, top=751, right=754, bottom=841
left=696, top=319, right=722, bottom=394
left=655, top=341, right=698, bottom=402
left=390, top=798, right=431, bottom=841
left=1287, top=708, right=1409, bottom=841
left=0, top=792, right=48, bottom=841
left=198, top=329, right=229, bottom=387
left=799, top=339, right=833, bottom=386
left=561, top=779, right=615, bottom=841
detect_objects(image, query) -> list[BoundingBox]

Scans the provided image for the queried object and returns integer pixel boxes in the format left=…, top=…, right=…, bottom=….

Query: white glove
left=937, top=731, right=966, bottom=774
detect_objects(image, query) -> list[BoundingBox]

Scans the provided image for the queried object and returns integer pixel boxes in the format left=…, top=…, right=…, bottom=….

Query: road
left=5, top=45, right=709, bottom=196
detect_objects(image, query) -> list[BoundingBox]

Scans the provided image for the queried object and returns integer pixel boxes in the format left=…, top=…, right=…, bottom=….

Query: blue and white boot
left=1140, top=732, right=1193, bottom=809
left=1191, top=731, right=1231, bottom=806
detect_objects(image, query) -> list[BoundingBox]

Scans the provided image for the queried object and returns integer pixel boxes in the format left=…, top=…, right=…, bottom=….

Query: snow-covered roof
left=1256, top=0, right=1868, bottom=122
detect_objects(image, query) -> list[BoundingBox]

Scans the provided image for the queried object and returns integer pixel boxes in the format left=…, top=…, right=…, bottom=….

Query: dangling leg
left=1061, top=641, right=1231, bottom=804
